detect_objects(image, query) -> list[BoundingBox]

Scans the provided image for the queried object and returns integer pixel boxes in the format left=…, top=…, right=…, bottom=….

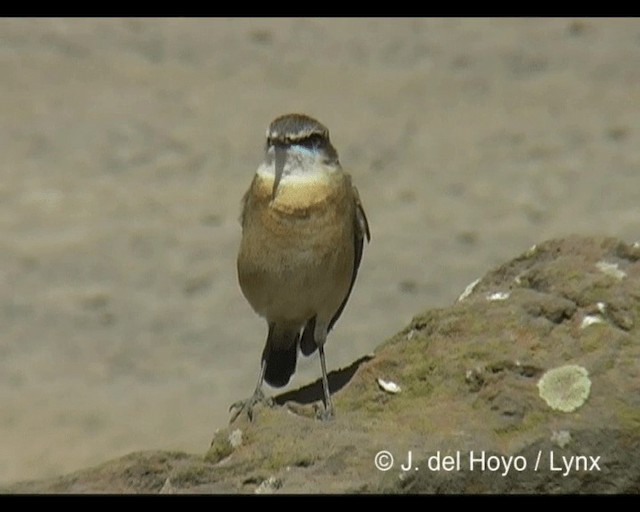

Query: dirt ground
left=1, top=18, right=639, bottom=486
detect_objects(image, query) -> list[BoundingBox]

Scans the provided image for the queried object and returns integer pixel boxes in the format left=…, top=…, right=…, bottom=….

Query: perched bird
left=231, top=113, right=370, bottom=421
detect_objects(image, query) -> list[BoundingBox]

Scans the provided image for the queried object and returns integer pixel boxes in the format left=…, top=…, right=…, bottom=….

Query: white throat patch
left=257, top=146, right=338, bottom=185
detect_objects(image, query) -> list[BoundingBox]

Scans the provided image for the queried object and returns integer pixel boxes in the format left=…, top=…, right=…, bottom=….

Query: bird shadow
left=273, top=353, right=374, bottom=406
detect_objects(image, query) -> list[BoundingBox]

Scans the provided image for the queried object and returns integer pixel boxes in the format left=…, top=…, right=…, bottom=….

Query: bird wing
left=328, top=184, right=370, bottom=332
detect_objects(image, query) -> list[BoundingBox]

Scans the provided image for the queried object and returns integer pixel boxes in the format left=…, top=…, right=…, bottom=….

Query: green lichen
left=537, top=365, right=591, bottom=413
left=170, top=461, right=214, bottom=486
left=615, top=402, right=640, bottom=430
left=579, top=328, right=607, bottom=353
left=205, top=430, right=233, bottom=463
left=261, top=434, right=319, bottom=471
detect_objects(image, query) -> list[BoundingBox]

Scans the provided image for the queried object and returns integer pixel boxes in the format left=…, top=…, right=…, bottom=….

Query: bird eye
left=298, top=134, right=324, bottom=150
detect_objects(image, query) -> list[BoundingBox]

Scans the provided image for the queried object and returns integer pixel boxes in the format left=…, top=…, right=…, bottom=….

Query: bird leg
left=317, top=345, right=335, bottom=421
left=229, top=361, right=272, bottom=423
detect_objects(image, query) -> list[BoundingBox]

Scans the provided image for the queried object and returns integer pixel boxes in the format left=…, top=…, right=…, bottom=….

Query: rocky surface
left=5, top=236, right=639, bottom=493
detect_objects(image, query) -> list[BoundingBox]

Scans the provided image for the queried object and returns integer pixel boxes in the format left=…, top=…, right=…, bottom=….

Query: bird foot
left=229, top=389, right=273, bottom=423
left=315, top=404, right=335, bottom=422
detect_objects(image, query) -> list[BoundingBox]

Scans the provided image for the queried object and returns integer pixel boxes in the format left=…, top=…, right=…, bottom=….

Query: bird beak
left=272, top=144, right=287, bottom=200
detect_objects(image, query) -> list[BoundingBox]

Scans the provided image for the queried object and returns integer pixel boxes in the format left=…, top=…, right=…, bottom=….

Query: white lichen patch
left=595, top=261, right=626, bottom=280
left=487, top=291, right=510, bottom=301
left=255, top=476, right=282, bottom=494
left=581, top=314, right=605, bottom=329
left=377, top=378, right=401, bottom=394
left=458, top=277, right=481, bottom=302
left=537, top=365, right=591, bottom=413
left=551, top=430, right=572, bottom=448
left=229, top=428, right=243, bottom=448
left=596, top=302, right=607, bottom=314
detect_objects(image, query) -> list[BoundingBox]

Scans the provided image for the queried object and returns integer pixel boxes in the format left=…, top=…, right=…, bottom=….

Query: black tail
left=300, top=316, right=317, bottom=356
left=262, top=324, right=299, bottom=388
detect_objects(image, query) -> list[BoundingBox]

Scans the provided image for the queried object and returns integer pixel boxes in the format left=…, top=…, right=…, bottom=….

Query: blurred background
left=1, top=18, right=638, bottom=485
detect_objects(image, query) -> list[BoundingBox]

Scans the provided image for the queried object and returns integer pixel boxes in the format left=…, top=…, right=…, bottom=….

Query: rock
left=3, top=236, right=639, bottom=493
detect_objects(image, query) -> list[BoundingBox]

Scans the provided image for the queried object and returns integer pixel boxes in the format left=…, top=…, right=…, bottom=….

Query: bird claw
left=229, top=389, right=272, bottom=423
left=315, top=404, right=335, bottom=422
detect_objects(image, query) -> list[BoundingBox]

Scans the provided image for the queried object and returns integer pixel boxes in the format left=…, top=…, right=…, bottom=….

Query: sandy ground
left=1, top=18, right=639, bottom=485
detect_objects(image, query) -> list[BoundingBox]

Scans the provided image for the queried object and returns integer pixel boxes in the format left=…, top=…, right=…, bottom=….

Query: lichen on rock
left=537, top=365, right=591, bottom=413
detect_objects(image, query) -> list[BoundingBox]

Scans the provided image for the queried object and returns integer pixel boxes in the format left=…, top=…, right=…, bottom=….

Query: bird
left=231, top=113, right=370, bottom=422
